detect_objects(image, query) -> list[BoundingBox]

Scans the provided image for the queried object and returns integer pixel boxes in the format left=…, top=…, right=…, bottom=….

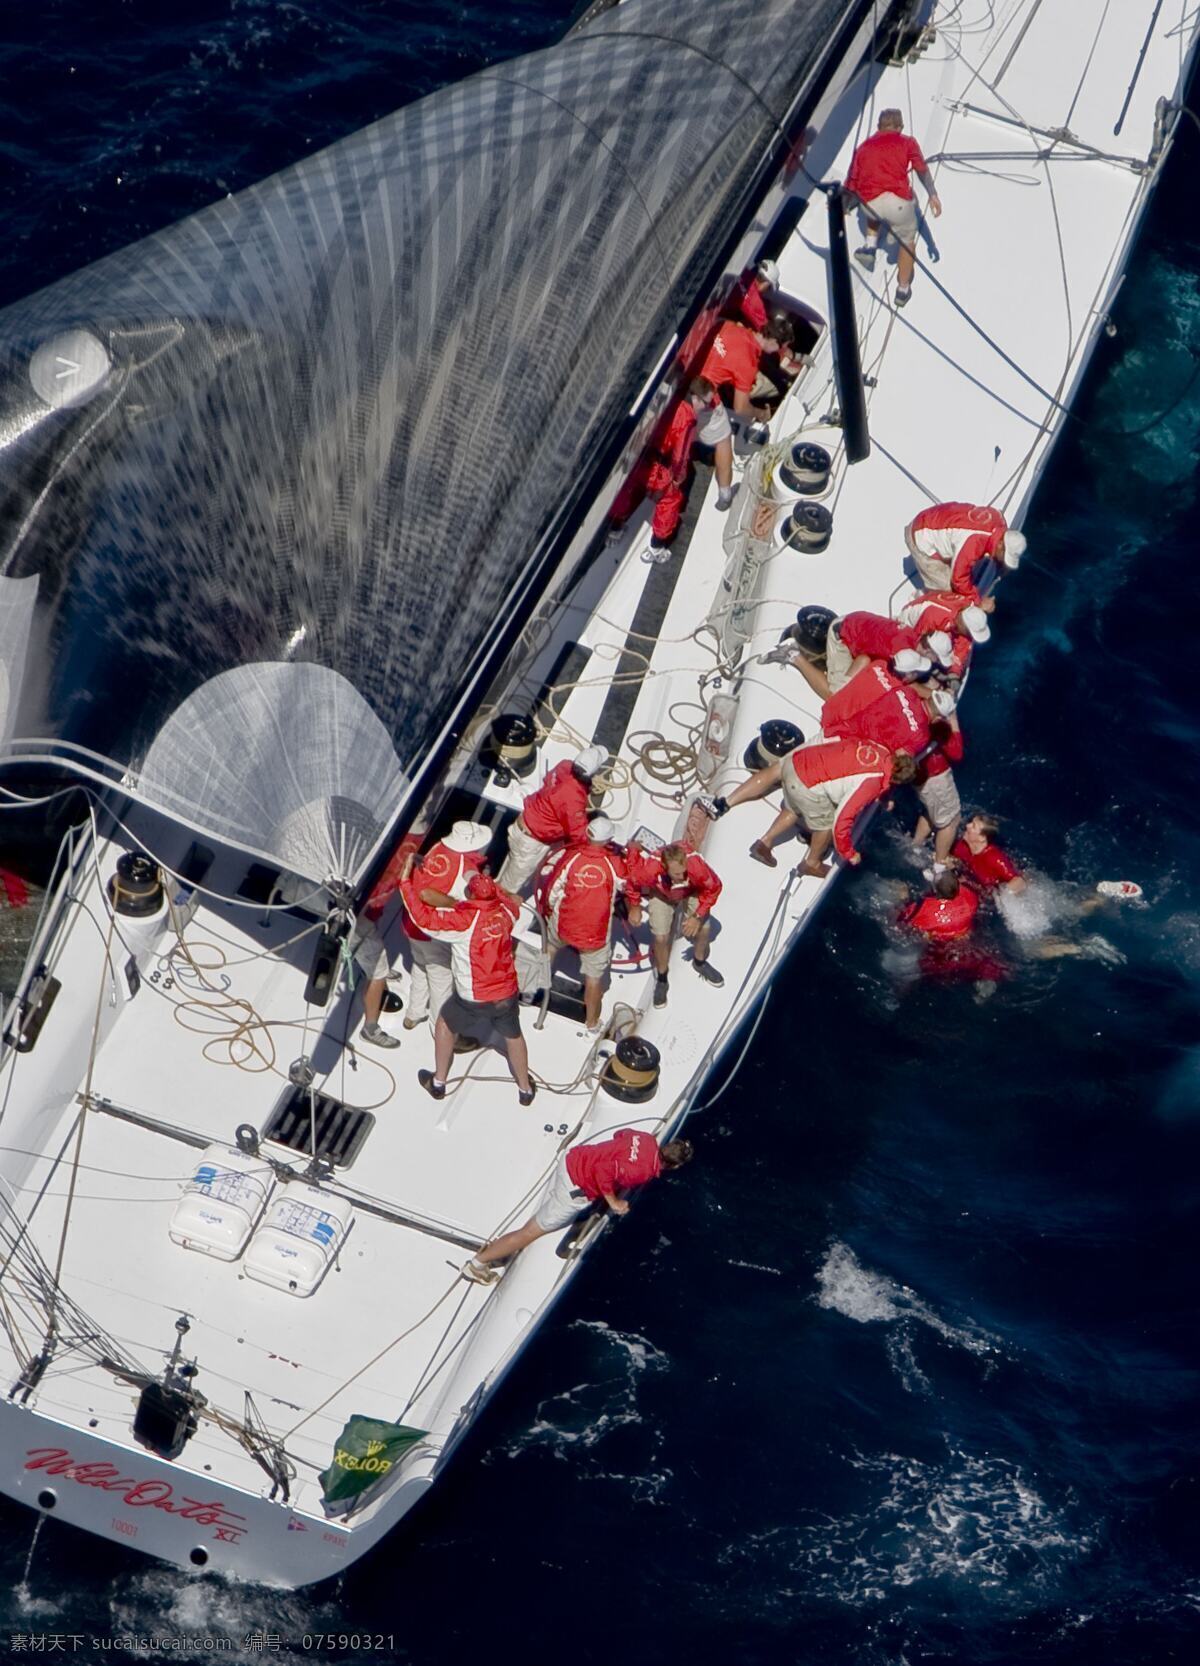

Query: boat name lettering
left=23, top=1448, right=249, bottom=1538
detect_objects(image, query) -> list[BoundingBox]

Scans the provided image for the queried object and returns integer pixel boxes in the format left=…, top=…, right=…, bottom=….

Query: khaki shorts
left=548, top=920, right=612, bottom=979
left=865, top=190, right=918, bottom=243
left=352, top=921, right=391, bottom=980
left=534, top=1155, right=591, bottom=1233
left=918, top=767, right=962, bottom=830
left=647, top=892, right=700, bottom=939
left=780, top=756, right=836, bottom=830
left=824, top=621, right=853, bottom=691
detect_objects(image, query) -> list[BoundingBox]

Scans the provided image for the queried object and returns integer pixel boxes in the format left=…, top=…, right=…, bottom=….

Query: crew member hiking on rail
left=498, top=743, right=607, bottom=894
left=905, top=502, right=1026, bottom=598
left=701, top=737, right=917, bottom=875
left=844, top=107, right=942, bottom=307
left=624, top=840, right=724, bottom=1008
left=399, top=856, right=537, bottom=1107
left=461, top=1131, right=695, bottom=1286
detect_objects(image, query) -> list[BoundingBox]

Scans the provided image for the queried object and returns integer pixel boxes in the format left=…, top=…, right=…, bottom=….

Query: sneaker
left=361, top=1021, right=401, bottom=1049
left=692, top=959, right=724, bottom=988
left=418, top=1069, right=447, bottom=1101
left=402, top=1016, right=423, bottom=1031
left=854, top=245, right=877, bottom=271
left=1096, top=880, right=1143, bottom=901
left=895, top=286, right=912, bottom=308
left=461, top=1258, right=500, bottom=1286
left=642, top=537, right=672, bottom=565
left=922, top=863, right=947, bottom=883
left=653, top=975, right=669, bottom=1009
left=749, top=840, right=777, bottom=868
left=716, top=485, right=737, bottom=512
left=696, top=795, right=728, bottom=820
left=518, top=1084, right=537, bottom=1108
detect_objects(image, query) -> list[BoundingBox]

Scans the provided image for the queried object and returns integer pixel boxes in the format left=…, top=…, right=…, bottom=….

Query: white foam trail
left=995, top=876, right=1057, bottom=939
left=815, top=1242, right=1001, bottom=1389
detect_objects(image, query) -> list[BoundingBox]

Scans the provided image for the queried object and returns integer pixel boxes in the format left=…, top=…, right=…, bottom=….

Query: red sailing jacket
left=398, top=876, right=520, bottom=1002
left=909, top=502, right=1008, bottom=596
left=836, top=610, right=920, bottom=663
left=917, top=719, right=964, bottom=782
left=845, top=129, right=927, bottom=202
left=566, top=1128, right=662, bottom=1200
left=901, top=886, right=979, bottom=942
left=520, top=759, right=591, bottom=846
left=624, top=844, right=722, bottom=919
left=953, top=839, right=1022, bottom=889
left=730, top=269, right=769, bottom=329
left=821, top=662, right=931, bottom=755
left=783, top=736, right=894, bottom=862
left=393, top=840, right=487, bottom=942
left=536, top=843, right=627, bottom=952
left=700, top=320, right=762, bottom=394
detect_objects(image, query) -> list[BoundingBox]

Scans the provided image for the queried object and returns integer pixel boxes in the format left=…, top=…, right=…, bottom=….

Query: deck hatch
left=262, top=1087, right=374, bottom=1169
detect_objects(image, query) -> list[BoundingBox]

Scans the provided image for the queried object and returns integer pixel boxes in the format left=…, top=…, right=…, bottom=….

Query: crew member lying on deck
left=498, top=743, right=607, bottom=894
left=461, top=1130, right=694, bottom=1286
left=399, top=856, right=537, bottom=1107
left=701, top=737, right=917, bottom=875
left=624, top=840, right=724, bottom=1008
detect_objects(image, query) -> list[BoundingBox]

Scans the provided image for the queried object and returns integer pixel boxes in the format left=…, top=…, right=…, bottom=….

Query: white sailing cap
left=1002, top=529, right=1026, bottom=569
left=587, top=815, right=615, bottom=844
left=961, top=605, right=991, bottom=643
left=757, top=257, right=780, bottom=288
left=575, top=743, right=607, bottom=777
left=892, top=648, right=932, bottom=676
left=930, top=687, right=958, bottom=717
left=443, top=820, right=492, bottom=853
left=926, top=630, right=954, bottom=667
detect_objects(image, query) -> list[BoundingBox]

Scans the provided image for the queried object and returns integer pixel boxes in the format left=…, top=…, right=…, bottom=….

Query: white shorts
left=695, top=402, right=733, bottom=446
left=865, top=190, right=918, bottom=243
left=497, top=818, right=551, bottom=893
left=918, top=767, right=962, bottom=830
left=824, top=621, right=853, bottom=691
left=534, top=1155, right=591, bottom=1232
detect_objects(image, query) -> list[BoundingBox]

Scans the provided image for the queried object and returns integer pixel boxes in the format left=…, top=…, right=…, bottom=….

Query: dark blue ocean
left=2, top=4, right=1198, bottom=1662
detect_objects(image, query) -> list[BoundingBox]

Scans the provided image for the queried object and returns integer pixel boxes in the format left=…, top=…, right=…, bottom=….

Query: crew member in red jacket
left=912, top=711, right=965, bottom=870
left=532, top=816, right=628, bottom=1032
left=461, top=1129, right=695, bottom=1285
left=608, top=379, right=714, bottom=560
left=900, top=871, right=980, bottom=941
left=844, top=108, right=941, bottom=306
left=385, top=821, right=492, bottom=1035
left=625, top=840, right=724, bottom=1008
left=727, top=258, right=779, bottom=330
left=498, top=743, right=607, bottom=894
left=952, top=814, right=1026, bottom=894
left=702, top=736, right=917, bottom=874
left=905, top=502, right=1026, bottom=598
left=819, top=652, right=938, bottom=756
left=399, top=858, right=536, bottom=1106
left=811, top=608, right=952, bottom=695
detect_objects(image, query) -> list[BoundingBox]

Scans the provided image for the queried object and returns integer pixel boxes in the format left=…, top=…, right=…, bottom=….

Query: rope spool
left=599, top=1036, right=661, bottom=1103
left=777, top=501, right=833, bottom=554
left=107, top=852, right=164, bottom=918
left=790, top=604, right=836, bottom=664
left=744, top=718, right=804, bottom=771
left=487, top=713, right=538, bottom=783
left=770, top=441, right=832, bottom=504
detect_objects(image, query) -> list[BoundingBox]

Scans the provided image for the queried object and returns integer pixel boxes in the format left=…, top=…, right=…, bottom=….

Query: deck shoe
left=418, top=1069, right=447, bottom=1101
left=749, top=840, right=777, bottom=868
left=518, top=1084, right=538, bottom=1107
left=692, top=959, right=725, bottom=989
left=696, top=795, right=728, bottom=820
left=653, top=975, right=669, bottom=1009
left=895, top=286, right=912, bottom=308
left=461, top=1258, right=500, bottom=1286
left=361, top=1021, right=401, bottom=1049
left=854, top=245, right=877, bottom=271
left=402, top=1016, right=424, bottom=1031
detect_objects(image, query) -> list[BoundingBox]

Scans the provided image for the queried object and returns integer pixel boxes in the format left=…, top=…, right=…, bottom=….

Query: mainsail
left=0, top=0, right=854, bottom=883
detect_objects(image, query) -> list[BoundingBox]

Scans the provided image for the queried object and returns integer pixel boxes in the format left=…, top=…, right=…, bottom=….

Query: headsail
left=0, top=0, right=855, bottom=883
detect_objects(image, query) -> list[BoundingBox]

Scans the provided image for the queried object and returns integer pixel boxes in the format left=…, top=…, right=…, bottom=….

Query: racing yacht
left=0, top=0, right=1193, bottom=1587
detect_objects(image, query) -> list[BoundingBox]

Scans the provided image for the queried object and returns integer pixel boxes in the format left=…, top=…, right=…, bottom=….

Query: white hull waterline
left=0, top=0, right=1195, bottom=1589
